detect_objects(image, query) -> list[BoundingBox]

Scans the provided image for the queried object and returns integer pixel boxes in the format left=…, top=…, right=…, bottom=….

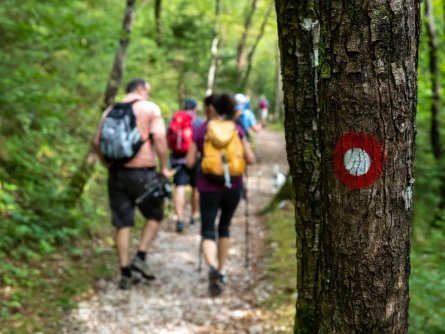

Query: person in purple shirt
left=186, top=93, right=255, bottom=296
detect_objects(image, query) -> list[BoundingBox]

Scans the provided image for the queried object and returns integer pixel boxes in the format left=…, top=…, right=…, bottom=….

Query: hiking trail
left=62, top=130, right=288, bottom=334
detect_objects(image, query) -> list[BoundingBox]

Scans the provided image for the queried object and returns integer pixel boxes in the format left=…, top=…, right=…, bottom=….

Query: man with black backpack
left=167, top=98, right=203, bottom=233
left=94, top=78, right=171, bottom=289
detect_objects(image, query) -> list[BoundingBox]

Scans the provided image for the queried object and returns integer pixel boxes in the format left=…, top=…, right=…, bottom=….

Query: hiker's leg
left=202, top=239, right=218, bottom=268
left=174, top=185, right=186, bottom=222
left=200, top=190, right=222, bottom=268
left=108, top=170, right=135, bottom=267
left=217, top=187, right=242, bottom=271
left=191, top=187, right=199, bottom=218
left=138, top=219, right=160, bottom=251
left=115, top=227, right=131, bottom=267
left=217, top=237, right=230, bottom=271
left=137, top=195, right=164, bottom=252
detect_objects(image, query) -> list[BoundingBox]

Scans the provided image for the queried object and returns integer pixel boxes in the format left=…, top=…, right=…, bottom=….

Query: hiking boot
left=208, top=267, right=223, bottom=297
left=131, top=257, right=156, bottom=280
left=176, top=221, right=185, bottom=233
left=118, top=274, right=141, bottom=290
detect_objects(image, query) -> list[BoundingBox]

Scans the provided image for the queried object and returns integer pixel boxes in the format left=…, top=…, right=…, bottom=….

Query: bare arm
left=243, top=138, right=256, bottom=165
left=152, top=133, right=170, bottom=176
left=186, top=142, right=198, bottom=169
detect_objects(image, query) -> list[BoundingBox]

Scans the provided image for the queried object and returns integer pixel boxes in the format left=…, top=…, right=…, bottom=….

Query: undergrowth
left=263, top=204, right=445, bottom=334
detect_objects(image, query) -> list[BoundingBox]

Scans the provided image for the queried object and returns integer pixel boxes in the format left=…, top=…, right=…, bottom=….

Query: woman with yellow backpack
left=186, top=93, right=255, bottom=296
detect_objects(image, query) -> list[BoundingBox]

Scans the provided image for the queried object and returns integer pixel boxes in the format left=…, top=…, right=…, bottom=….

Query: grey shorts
left=108, top=168, right=164, bottom=228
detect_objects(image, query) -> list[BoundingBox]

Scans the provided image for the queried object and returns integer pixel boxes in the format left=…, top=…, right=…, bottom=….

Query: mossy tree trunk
left=154, top=0, right=162, bottom=46
left=206, top=0, right=221, bottom=96
left=64, top=0, right=138, bottom=207
left=236, top=0, right=258, bottom=73
left=276, top=0, right=420, bottom=332
left=240, top=1, right=274, bottom=91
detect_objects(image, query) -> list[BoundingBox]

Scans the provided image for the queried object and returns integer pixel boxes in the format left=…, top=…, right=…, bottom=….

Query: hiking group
left=94, top=78, right=262, bottom=296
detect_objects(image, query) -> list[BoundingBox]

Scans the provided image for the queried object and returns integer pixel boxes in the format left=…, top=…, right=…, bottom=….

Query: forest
left=0, top=0, right=444, bottom=333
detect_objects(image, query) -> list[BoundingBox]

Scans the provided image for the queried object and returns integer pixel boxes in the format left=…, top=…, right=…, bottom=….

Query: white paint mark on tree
left=343, top=148, right=371, bottom=176
left=301, top=18, right=318, bottom=31
left=312, top=49, right=319, bottom=67
left=403, top=185, right=413, bottom=210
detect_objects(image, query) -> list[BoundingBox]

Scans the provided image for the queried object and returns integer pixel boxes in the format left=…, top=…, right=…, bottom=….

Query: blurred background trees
left=0, top=0, right=444, bottom=332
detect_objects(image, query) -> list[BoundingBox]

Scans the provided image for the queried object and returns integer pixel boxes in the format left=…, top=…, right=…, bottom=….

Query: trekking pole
left=244, top=167, right=250, bottom=270
left=197, top=237, right=203, bottom=273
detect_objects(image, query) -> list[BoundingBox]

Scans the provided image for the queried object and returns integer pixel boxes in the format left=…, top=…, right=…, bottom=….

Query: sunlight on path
left=62, top=130, right=288, bottom=334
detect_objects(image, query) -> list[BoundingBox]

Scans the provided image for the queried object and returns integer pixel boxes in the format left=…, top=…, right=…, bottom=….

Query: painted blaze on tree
left=276, top=1, right=420, bottom=333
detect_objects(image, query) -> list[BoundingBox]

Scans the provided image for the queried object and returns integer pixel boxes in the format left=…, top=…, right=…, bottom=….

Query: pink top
left=95, top=93, right=166, bottom=168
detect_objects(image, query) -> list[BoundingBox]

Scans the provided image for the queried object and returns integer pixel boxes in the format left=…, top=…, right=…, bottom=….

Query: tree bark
left=236, top=0, right=259, bottom=72
left=206, top=0, right=221, bottom=96
left=273, top=41, right=283, bottom=121
left=240, top=1, right=273, bottom=91
left=276, top=1, right=322, bottom=332
left=103, top=0, right=137, bottom=109
left=64, top=0, right=138, bottom=207
left=154, top=0, right=162, bottom=46
left=425, top=0, right=441, bottom=160
left=277, top=0, right=420, bottom=332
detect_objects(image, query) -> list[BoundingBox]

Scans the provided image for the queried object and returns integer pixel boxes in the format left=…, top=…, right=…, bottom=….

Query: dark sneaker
left=131, top=257, right=156, bottom=280
left=176, top=221, right=185, bottom=233
left=218, top=272, right=226, bottom=285
left=209, top=267, right=223, bottom=297
left=190, top=216, right=199, bottom=225
left=118, top=274, right=140, bottom=290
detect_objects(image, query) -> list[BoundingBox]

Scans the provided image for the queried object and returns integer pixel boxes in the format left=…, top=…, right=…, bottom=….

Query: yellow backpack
left=201, top=120, right=246, bottom=187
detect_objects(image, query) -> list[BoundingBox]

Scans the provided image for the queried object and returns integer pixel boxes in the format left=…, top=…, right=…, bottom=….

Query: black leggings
left=200, top=187, right=243, bottom=240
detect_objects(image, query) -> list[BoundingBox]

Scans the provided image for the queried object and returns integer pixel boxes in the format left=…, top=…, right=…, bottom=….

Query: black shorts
left=172, top=164, right=198, bottom=187
left=108, top=168, right=164, bottom=228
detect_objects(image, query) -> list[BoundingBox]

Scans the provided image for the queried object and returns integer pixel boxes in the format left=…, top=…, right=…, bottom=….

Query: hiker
left=258, top=95, right=269, bottom=127
left=186, top=93, right=256, bottom=296
left=94, top=78, right=172, bottom=289
left=234, top=93, right=262, bottom=137
left=167, top=98, right=203, bottom=233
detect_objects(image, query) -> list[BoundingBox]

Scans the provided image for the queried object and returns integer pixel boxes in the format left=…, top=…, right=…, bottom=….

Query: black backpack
left=99, top=100, right=144, bottom=164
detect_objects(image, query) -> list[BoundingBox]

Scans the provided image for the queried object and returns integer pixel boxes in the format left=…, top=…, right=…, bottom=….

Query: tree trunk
left=425, top=0, right=441, bottom=160
left=206, top=0, right=221, bottom=96
left=236, top=0, right=259, bottom=72
left=276, top=1, right=322, bottom=332
left=154, top=0, right=162, bottom=46
left=103, top=0, right=138, bottom=109
left=240, top=1, right=273, bottom=91
left=427, top=0, right=445, bottom=224
left=273, top=41, right=283, bottom=121
left=277, top=0, right=420, bottom=332
left=64, top=0, right=138, bottom=207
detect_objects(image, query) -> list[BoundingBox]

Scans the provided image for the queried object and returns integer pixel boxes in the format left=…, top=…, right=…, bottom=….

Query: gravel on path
left=62, top=130, right=288, bottom=334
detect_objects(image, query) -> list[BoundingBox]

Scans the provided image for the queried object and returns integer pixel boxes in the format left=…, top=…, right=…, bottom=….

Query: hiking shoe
left=131, top=257, right=156, bottom=280
left=176, top=221, right=185, bottom=233
left=218, top=272, right=226, bottom=285
left=118, top=274, right=140, bottom=290
left=209, top=267, right=223, bottom=297
left=190, top=216, right=199, bottom=225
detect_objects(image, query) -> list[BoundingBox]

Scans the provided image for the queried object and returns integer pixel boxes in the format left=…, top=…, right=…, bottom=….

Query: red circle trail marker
left=333, top=132, right=384, bottom=189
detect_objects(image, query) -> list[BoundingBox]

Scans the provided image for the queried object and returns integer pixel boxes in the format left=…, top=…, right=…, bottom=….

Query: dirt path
left=62, top=130, right=288, bottom=334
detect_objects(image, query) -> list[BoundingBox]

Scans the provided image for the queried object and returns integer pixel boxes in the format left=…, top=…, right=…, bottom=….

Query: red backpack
left=167, top=111, right=194, bottom=155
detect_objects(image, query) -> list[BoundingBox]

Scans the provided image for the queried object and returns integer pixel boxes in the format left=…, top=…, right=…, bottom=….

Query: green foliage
left=0, top=0, right=280, bottom=329
left=262, top=206, right=296, bottom=333
left=409, top=231, right=445, bottom=334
